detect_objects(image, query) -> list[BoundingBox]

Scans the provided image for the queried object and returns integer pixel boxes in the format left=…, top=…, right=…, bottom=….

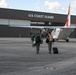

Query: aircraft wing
left=17, top=25, right=76, bottom=29
left=18, top=26, right=63, bottom=29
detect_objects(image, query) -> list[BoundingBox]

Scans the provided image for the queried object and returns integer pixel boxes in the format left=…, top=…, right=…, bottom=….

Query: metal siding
left=9, top=27, right=30, bottom=37
left=9, top=19, right=30, bottom=27
left=0, top=25, right=75, bottom=38
left=0, top=8, right=76, bottom=23
left=70, top=29, right=76, bottom=38
left=0, top=25, right=9, bottom=37
left=0, top=19, right=9, bottom=25
left=71, top=16, right=76, bottom=24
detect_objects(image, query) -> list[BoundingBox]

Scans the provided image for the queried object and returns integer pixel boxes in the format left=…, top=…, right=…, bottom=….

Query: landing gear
left=65, top=39, right=69, bottom=42
left=53, top=39, right=55, bottom=42
left=65, top=37, right=69, bottom=42
left=52, top=39, right=58, bottom=42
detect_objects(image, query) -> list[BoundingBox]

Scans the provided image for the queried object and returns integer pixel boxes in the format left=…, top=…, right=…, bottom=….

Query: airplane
left=17, top=4, right=76, bottom=42
left=51, top=4, right=75, bottom=42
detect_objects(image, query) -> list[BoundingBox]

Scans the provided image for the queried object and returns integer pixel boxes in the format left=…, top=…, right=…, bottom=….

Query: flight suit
left=47, top=33, right=53, bottom=54
left=36, top=43, right=40, bottom=54
left=35, top=34, right=41, bottom=54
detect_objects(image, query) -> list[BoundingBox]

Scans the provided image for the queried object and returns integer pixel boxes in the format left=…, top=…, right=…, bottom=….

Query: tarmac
left=0, top=38, right=76, bottom=75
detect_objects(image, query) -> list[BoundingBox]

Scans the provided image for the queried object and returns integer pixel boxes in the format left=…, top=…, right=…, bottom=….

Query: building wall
left=0, top=23, right=76, bottom=38
left=0, top=25, right=9, bottom=37
left=9, top=27, right=30, bottom=37
left=0, top=18, right=31, bottom=37
left=70, top=29, right=76, bottom=38
left=9, top=19, right=30, bottom=27
left=0, top=8, right=76, bottom=38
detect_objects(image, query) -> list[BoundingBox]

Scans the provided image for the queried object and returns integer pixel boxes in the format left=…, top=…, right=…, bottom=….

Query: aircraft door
left=52, top=28, right=60, bottom=39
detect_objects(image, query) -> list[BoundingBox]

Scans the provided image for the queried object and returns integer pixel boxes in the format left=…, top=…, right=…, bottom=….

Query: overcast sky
left=0, top=0, right=76, bottom=15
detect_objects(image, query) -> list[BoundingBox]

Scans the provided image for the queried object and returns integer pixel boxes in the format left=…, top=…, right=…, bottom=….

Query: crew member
left=46, top=32, right=53, bottom=54
left=35, top=33, right=42, bottom=54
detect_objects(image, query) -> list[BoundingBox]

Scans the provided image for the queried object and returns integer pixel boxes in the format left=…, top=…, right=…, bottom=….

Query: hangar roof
left=0, top=8, right=76, bottom=24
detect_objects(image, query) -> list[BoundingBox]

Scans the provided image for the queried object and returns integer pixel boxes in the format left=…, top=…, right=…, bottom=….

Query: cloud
left=33, top=0, right=43, bottom=11
left=43, top=0, right=76, bottom=15
left=44, top=0, right=66, bottom=14
left=44, top=1, right=76, bottom=15
left=45, top=1, right=61, bottom=10
left=69, top=0, right=76, bottom=15
left=71, top=0, right=76, bottom=7
left=35, top=3, right=42, bottom=10
left=0, top=0, right=7, bottom=8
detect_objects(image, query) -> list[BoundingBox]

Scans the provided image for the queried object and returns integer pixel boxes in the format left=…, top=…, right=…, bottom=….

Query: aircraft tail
left=65, top=4, right=71, bottom=27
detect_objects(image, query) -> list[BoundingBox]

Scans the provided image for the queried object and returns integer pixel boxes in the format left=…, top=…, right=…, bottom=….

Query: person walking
left=46, top=32, right=53, bottom=54
left=35, top=33, right=42, bottom=54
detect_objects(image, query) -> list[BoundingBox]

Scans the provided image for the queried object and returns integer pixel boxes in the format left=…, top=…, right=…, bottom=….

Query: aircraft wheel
left=53, top=39, right=55, bottom=42
left=66, top=39, right=69, bottom=42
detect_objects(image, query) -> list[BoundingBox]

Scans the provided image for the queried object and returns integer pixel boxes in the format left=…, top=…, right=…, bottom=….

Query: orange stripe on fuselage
left=65, top=19, right=69, bottom=26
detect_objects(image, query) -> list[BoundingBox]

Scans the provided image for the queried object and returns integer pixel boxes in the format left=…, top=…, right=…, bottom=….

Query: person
left=31, top=33, right=35, bottom=41
left=46, top=32, right=53, bottom=54
left=35, top=33, right=42, bottom=54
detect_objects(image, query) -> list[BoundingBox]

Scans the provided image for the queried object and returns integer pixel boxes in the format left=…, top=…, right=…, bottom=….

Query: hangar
left=0, top=8, right=76, bottom=38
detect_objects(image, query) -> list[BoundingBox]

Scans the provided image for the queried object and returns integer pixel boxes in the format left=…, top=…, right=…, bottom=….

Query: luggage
left=53, top=47, right=58, bottom=54
left=32, top=40, right=36, bottom=47
left=46, top=37, right=49, bottom=43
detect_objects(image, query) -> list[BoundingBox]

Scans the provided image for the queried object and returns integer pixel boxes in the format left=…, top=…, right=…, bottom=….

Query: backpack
left=36, top=35, right=41, bottom=43
left=46, top=36, right=49, bottom=43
